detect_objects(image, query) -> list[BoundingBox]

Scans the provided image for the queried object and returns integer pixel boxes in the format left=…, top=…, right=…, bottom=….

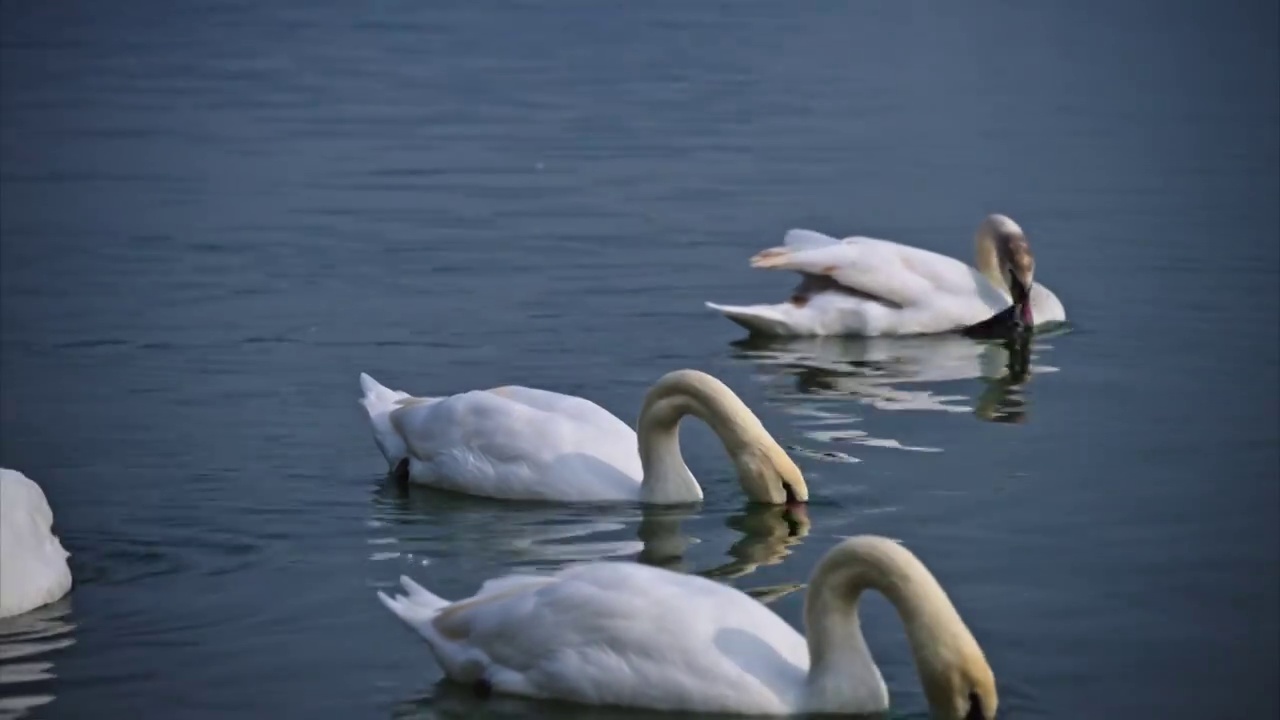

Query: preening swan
left=0, top=469, right=72, bottom=619
left=377, top=535, right=996, bottom=719
left=707, top=214, right=1066, bottom=337
left=358, top=368, right=808, bottom=504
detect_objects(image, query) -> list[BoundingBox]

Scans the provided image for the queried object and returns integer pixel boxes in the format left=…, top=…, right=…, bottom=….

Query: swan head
left=921, top=654, right=998, bottom=720
left=732, top=442, right=809, bottom=506
left=976, top=214, right=1036, bottom=328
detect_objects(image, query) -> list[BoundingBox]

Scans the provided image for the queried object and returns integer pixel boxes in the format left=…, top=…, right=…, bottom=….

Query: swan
left=377, top=534, right=996, bottom=719
left=0, top=469, right=72, bottom=619
left=707, top=214, right=1066, bottom=337
left=357, top=368, right=808, bottom=505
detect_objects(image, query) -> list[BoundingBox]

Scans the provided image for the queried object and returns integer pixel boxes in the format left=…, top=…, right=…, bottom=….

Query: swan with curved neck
left=803, top=536, right=996, bottom=718
left=358, top=368, right=808, bottom=504
left=960, top=214, right=1043, bottom=338
left=706, top=213, right=1066, bottom=337
left=377, top=535, right=996, bottom=719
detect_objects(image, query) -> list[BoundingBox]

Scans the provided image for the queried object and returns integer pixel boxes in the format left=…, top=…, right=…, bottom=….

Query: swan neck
left=803, top=538, right=993, bottom=718
left=975, top=231, right=1007, bottom=293
left=635, top=370, right=795, bottom=504
left=635, top=394, right=701, bottom=504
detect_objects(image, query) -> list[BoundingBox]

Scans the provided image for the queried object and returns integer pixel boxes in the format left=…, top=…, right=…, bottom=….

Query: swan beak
left=965, top=694, right=987, bottom=720
left=1009, top=275, right=1034, bottom=328
left=784, top=501, right=808, bottom=527
left=783, top=483, right=805, bottom=506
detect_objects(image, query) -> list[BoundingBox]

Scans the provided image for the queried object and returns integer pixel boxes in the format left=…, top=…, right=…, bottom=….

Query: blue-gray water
left=2, top=2, right=1277, bottom=718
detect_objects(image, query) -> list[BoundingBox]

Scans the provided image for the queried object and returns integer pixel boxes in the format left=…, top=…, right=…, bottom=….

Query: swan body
left=0, top=469, right=72, bottom=619
left=358, top=369, right=807, bottom=505
left=378, top=535, right=996, bottom=719
left=708, top=214, right=1065, bottom=337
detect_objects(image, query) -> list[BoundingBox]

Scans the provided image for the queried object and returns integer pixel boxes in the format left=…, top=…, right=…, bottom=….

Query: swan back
left=385, top=385, right=644, bottom=501
left=379, top=560, right=812, bottom=714
left=637, top=369, right=808, bottom=505
left=806, top=536, right=996, bottom=720
left=0, top=469, right=72, bottom=618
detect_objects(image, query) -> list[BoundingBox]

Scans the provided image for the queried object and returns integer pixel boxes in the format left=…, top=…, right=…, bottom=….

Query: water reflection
left=367, top=480, right=645, bottom=573
left=974, top=333, right=1035, bottom=424
left=636, top=503, right=811, bottom=604
left=368, top=480, right=813, bottom=602
left=0, top=598, right=76, bottom=720
left=729, top=332, right=1060, bottom=450
left=391, top=683, right=778, bottom=720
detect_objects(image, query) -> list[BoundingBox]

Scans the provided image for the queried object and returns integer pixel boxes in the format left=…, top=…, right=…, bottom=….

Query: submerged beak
left=783, top=483, right=805, bottom=506
left=1009, top=275, right=1033, bottom=328
left=964, top=693, right=987, bottom=720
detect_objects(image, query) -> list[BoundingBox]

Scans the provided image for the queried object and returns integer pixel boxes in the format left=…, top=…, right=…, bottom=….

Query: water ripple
left=730, top=333, right=1065, bottom=451
left=0, top=600, right=76, bottom=720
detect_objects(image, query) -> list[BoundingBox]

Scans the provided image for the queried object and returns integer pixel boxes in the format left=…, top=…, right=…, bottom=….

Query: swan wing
left=381, top=562, right=808, bottom=714
left=386, top=389, right=643, bottom=501
left=475, top=385, right=634, bottom=434
left=782, top=228, right=844, bottom=252
left=757, top=230, right=1001, bottom=309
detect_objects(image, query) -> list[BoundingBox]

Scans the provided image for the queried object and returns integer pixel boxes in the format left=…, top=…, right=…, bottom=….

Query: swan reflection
left=367, top=480, right=644, bottom=572
left=635, top=503, right=811, bottom=604
left=368, top=480, right=812, bottom=602
left=0, top=598, right=76, bottom=720
left=730, top=331, right=1059, bottom=443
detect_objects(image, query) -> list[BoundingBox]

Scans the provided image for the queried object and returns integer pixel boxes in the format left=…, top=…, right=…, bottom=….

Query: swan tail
left=704, top=302, right=799, bottom=336
left=399, top=575, right=450, bottom=610
left=359, top=372, right=411, bottom=412
left=358, top=373, right=413, bottom=468
left=378, top=575, right=451, bottom=638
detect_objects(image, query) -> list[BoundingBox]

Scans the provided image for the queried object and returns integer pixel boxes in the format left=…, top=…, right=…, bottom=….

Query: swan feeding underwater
left=358, top=368, right=808, bottom=505
left=377, top=534, right=996, bottom=719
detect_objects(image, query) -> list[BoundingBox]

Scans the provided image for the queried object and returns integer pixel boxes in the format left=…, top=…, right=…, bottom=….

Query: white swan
left=0, top=469, right=72, bottom=619
left=377, top=535, right=996, bottom=719
left=707, top=214, right=1066, bottom=337
left=358, top=368, right=808, bottom=505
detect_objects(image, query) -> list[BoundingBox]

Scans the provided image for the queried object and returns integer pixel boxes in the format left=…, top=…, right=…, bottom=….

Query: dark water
left=2, top=2, right=1276, bottom=718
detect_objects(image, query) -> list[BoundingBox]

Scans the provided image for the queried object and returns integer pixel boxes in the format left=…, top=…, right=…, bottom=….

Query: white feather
left=0, top=468, right=72, bottom=619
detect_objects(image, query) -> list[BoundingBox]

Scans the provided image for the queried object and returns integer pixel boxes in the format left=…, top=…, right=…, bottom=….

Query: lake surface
left=1, top=2, right=1277, bottom=718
